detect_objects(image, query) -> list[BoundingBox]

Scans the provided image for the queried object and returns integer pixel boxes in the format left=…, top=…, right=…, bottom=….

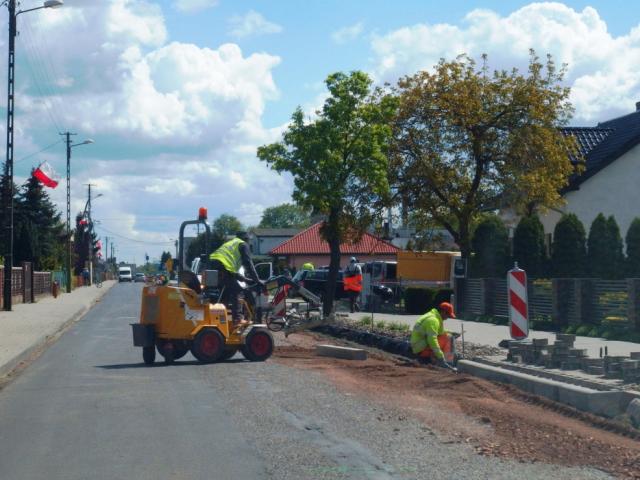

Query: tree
left=258, top=203, right=311, bottom=229
left=513, top=214, right=547, bottom=278
left=587, top=214, right=625, bottom=279
left=186, top=230, right=225, bottom=265
left=389, top=52, right=578, bottom=262
left=470, top=215, right=509, bottom=278
left=606, top=216, right=625, bottom=279
left=258, top=71, right=396, bottom=314
left=213, top=214, right=243, bottom=238
left=552, top=214, right=586, bottom=277
left=626, top=218, right=640, bottom=277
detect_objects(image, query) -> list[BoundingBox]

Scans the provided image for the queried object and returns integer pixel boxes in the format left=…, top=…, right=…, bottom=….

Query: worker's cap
left=439, top=302, right=456, bottom=318
left=350, top=257, right=357, bottom=263
left=236, top=231, right=249, bottom=241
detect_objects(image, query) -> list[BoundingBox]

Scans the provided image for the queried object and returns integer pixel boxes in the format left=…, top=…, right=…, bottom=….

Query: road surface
left=0, top=283, right=612, bottom=479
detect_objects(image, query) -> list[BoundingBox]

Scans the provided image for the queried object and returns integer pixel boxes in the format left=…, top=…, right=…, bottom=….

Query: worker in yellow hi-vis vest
left=209, top=231, right=263, bottom=325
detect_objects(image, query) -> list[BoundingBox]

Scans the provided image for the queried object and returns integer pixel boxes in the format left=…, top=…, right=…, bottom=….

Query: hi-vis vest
left=209, top=238, right=244, bottom=273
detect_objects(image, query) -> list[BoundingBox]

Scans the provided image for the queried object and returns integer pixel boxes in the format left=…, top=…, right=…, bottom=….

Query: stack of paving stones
left=505, top=333, right=640, bottom=383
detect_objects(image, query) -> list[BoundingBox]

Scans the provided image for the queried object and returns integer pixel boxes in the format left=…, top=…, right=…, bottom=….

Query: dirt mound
left=273, top=335, right=640, bottom=479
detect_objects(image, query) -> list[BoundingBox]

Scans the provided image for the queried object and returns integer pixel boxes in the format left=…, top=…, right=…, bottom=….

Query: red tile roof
left=270, top=222, right=399, bottom=255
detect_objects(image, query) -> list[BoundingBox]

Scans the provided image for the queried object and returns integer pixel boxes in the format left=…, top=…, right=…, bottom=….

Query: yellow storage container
left=397, top=251, right=458, bottom=281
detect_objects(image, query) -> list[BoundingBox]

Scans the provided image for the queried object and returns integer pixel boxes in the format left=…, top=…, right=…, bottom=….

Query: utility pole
left=3, top=0, right=17, bottom=310
left=62, top=132, right=76, bottom=293
left=85, top=183, right=96, bottom=286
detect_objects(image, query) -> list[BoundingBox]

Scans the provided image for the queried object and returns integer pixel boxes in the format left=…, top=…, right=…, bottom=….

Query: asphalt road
left=0, top=284, right=613, bottom=480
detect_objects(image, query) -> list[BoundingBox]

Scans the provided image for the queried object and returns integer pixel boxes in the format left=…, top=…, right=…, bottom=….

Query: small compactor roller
left=130, top=208, right=274, bottom=365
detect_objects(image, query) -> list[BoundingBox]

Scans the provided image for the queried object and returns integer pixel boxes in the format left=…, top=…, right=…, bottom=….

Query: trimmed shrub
left=588, top=214, right=625, bottom=279
left=470, top=215, right=510, bottom=278
left=552, top=214, right=587, bottom=277
left=626, top=218, right=640, bottom=277
left=513, top=214, right=547, bottom=277
left=564, top=325, right=577, bottom=334
left=587, top=327, right=600, bottom=338
left=576, top=325, right=591, bottom=336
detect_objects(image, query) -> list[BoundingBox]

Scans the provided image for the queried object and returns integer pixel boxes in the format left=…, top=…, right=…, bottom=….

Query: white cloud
left=370, top=2, right=640, bottom=123
left=3, top=1, right=291, bottom=264
left=174, top=0, right=218, bottom=13
left=331, top=22, right=364, bottom=44
left=228, top=10, right=283, bottom=38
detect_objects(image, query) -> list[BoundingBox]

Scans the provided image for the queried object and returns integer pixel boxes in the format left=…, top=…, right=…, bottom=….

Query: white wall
left=539, top=142, right=640, bottom=248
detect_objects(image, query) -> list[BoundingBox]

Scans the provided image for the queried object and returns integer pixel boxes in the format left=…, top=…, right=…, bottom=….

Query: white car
left=118, top=267, right=133, bottom=282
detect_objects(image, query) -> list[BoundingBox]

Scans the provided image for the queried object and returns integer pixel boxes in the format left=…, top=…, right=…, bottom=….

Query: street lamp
left=83, top=187, right=103, bottom=286
left=63, top=136, right=93, bottom=294
left=3, top=0, right=64, bottom=311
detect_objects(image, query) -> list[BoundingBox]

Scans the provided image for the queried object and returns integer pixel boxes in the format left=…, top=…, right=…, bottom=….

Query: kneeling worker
left=410, top=302, right=457, bottom=370
left=209, top=231, right=263, bottom=325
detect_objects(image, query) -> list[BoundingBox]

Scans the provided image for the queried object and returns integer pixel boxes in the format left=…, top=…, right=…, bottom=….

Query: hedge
left=404, top=287, right=454, bottom=314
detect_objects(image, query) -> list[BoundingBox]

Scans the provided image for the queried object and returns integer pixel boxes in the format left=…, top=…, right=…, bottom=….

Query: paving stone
left=316, top=344, right=367, bottom=360
left=627, top=398, right=640, bottom=427
left=586, top=366, right=604, bottom=375
left=630, top=352, right=640, bottom=360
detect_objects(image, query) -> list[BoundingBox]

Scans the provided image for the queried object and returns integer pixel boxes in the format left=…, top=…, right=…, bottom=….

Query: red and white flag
left=33, top=162, right=60, bottom=188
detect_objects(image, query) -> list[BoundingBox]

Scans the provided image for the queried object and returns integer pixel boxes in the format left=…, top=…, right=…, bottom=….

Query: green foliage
left=13, top=174, right=65, bottom=270
left=403, top=287, right=453, bottom=314
left=587, top=213, right=624, bottom=279
left=213, top=214, right=243, bottom=238
left=358, top=315, right=373, bottom=326
left=389, top=52, right=578, bottom=259
left=258, top=71, right=397, bottom=315
left=564, top=325, right=577, bottom=334
left=626, top=217, right=640, bottom=277
left=258, top=203, right=311, bottom=229
left=470, top=215, right=509, bottom=278
left=513, top=214, right=547, bottom=277
left=375, top=320, right=386, bottom=330
left=552, top=214, right=586, bottom=277
left=575, top=325, right=591, bottom=336
left=587, top=327, right=600, bottom=338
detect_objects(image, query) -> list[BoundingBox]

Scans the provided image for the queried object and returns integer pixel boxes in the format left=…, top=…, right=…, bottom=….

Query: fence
left=461, top=277, right=640, bottom=332
left=0, top=263, right=54, bottom=309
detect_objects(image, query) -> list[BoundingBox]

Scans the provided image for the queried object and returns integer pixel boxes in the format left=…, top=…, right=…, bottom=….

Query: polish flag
left=33, top=162, right=60, bottom=188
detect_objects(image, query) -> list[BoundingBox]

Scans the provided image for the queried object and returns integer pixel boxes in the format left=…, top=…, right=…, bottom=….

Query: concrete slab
left=458, top=359, right=631, bottom=418
left=316, top=344, right=367, bottom=361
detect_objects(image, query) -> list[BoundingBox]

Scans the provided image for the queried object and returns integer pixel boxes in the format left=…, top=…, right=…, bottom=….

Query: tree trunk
left=323, top=210, right=342, bottom=317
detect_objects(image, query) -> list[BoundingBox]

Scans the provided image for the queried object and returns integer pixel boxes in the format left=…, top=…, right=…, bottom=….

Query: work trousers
left=210, top=260, right=243, bottom=321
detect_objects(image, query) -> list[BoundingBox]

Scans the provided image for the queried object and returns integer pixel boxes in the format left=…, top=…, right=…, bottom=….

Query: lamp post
left=3, top=0, right=63, bottom=311
left=83, top=187, right=102, bottom=286
left=63, top=134, right=93, bottom=293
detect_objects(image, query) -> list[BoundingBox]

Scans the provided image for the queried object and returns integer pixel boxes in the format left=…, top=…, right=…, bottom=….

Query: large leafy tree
left=258, top=203, right=311, bottom=229
left=213, top=214, right=243, bottom=238
left=513, top=214, right=547, bottom=278
left=258, top=71, right=397, bottom=314
left=389, top=52, right=578, bottom=260
left=14, top=174, right=66, bottom=270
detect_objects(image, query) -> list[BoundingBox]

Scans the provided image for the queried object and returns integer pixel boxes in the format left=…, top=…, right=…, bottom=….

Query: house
left=502, top=103, right=640, bottom=245
left=269, top=222, right=399, bottom=270
left=249, top=228, right=301, bottom=256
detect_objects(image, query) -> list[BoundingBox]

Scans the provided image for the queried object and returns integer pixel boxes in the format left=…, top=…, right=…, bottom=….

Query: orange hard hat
left=439, top=302, right=456, bottom=318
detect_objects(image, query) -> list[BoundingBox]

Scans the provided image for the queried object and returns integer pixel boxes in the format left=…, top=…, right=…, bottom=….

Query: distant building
left=269, top=222, right=399, bottom=269
left=249, top=228, right=301, bottom=256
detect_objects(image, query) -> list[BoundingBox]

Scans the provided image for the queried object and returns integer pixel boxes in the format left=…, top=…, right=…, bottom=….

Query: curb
left=0, top=282, right=115, bottom=380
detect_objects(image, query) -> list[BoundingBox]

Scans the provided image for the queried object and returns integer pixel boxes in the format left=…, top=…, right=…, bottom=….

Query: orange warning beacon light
left=198, top=207, right=208, bottom=221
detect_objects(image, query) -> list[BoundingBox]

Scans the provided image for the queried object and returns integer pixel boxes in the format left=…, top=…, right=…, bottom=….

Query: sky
left=1, top=0, right=640, bottom=264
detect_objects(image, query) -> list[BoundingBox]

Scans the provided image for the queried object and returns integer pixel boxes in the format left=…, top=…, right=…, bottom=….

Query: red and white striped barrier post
left=508, top=263, right=528, bottom=340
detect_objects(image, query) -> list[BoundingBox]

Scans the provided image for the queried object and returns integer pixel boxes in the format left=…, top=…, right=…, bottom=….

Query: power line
left=96, top=224, right=175, bottom=245
left=15, top=138, right=62, bottom=163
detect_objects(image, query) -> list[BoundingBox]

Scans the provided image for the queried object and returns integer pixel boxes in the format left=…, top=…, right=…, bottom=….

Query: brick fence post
left=627, top=279, right=640, bottom=332
left=552, top=279, right=567, bottom=327
left=575, top=279, right=595, bottom=325
left=483, top=278, right=496, bottom=316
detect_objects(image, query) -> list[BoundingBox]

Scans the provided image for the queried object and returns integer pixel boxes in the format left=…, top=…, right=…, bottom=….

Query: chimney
left=636, top=101, right=640, bottom=112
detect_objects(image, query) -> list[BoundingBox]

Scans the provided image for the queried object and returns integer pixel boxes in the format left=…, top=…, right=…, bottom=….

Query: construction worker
left=301, top=262, right=315, bottom=271
left=344, top=257, right=363, bottom=313
left=410, top=302, right=458, bottom=370
left=209, top=231, right=263, bottom=325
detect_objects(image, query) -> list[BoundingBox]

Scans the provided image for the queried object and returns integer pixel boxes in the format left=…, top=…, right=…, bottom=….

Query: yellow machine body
left=139, top=284, right=243, bottom=346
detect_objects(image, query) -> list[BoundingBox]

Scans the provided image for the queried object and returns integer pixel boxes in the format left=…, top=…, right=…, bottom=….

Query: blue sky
left=1, top=0, right=639, bottom=263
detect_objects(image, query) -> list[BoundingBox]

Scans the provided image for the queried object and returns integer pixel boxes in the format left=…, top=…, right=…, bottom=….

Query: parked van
left=118, top=266, right=133, bottom=282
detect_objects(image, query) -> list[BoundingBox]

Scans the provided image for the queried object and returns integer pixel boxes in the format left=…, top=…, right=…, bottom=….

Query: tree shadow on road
left=95, top=358, right=247, bottom=369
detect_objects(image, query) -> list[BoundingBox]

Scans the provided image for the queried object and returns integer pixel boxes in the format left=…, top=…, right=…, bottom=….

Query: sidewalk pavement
left=346, top=311, right=640, bottom=358
left=0, top=281, right=116, bottom=377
